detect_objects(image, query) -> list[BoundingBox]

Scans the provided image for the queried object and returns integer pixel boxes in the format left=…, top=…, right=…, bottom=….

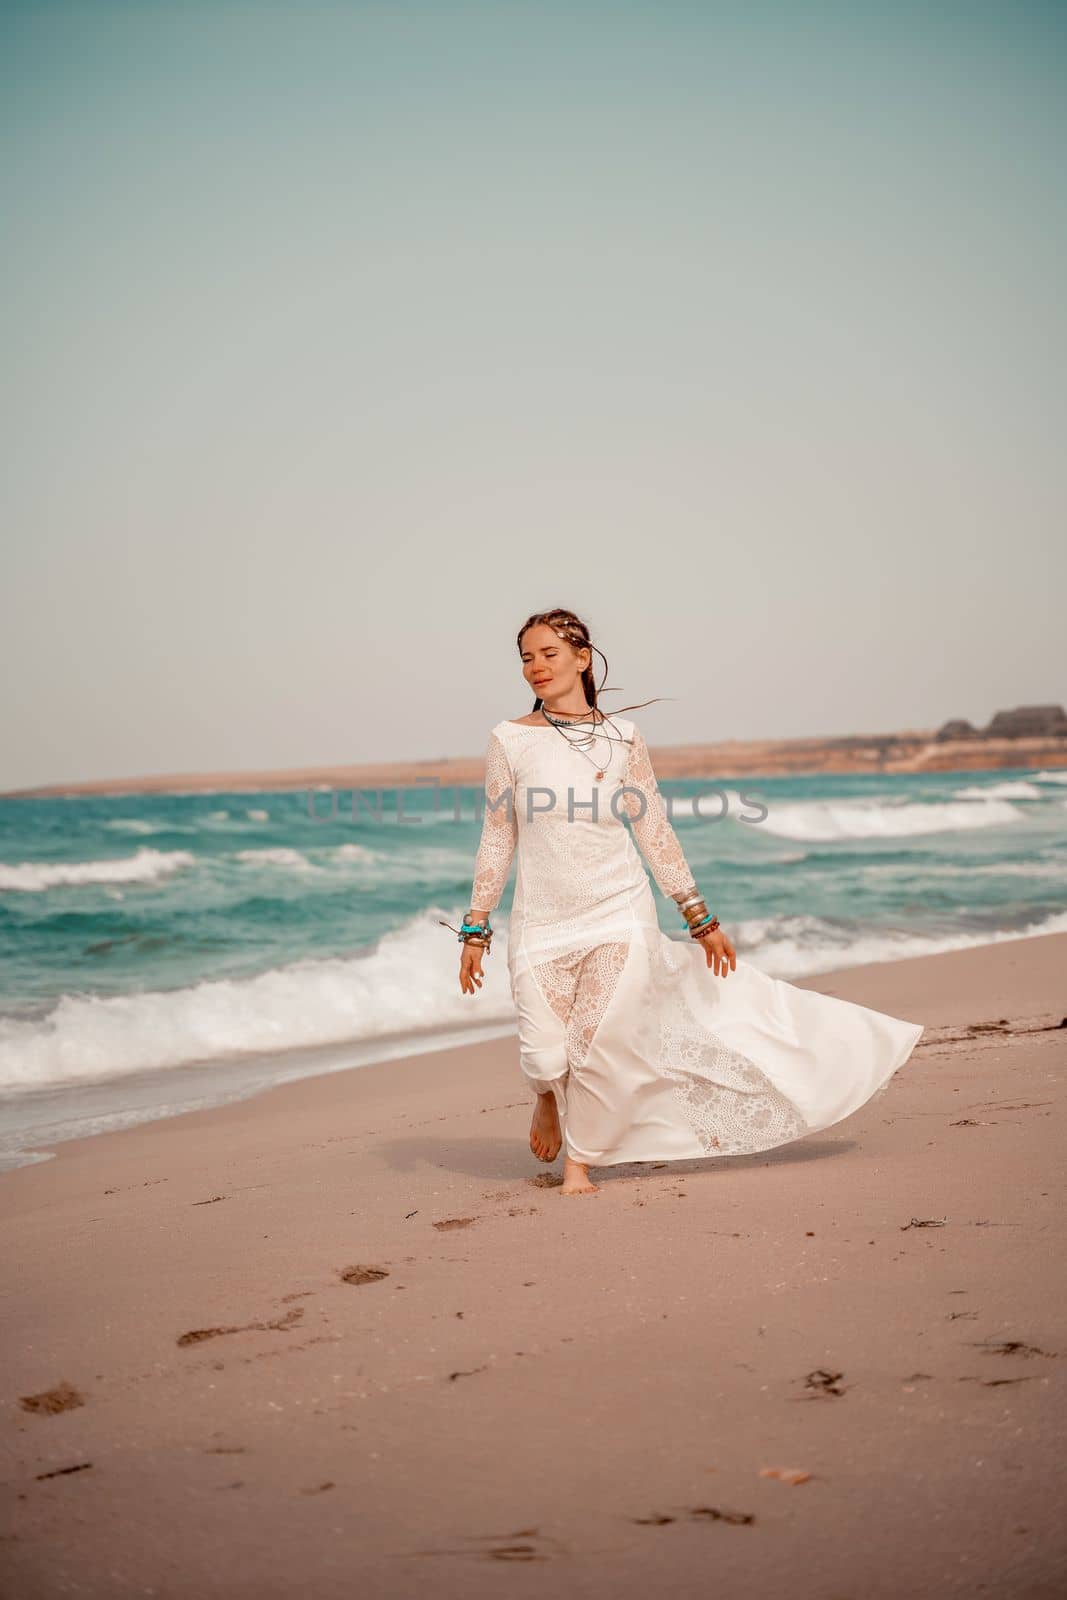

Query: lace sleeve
left=469, top=731, right=518, bottom=914
left=621, top=724, right=698, bottom=898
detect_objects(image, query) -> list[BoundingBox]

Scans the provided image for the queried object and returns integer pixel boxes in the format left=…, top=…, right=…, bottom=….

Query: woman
left=449, top=608, right=924, bottom=1197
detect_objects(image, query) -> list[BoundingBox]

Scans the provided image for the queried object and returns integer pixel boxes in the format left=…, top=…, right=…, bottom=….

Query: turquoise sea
left=2, top=765, right=1065, bottom=1165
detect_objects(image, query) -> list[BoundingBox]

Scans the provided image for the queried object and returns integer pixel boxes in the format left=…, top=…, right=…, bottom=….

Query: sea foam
left=952, top=780, right=1045, bottom=801
left=0, top=848, right=195, bottom=893
left=733, top=908, right=1067, bottom=980
left=756, top=797, right=1023, bottom=843
left=4, top=906, right=1066, bottom=1093
left=0, top=912, right=516, bottom=1091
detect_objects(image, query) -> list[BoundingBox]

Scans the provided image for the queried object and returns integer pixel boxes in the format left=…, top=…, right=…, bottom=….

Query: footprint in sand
left=176, top=1307, right=304, bottom=1347
left=795, top=1368, right=847, bottom=1399
left=433, top=1217, right=477, bottom=1231
left=689, top=1506, right=756, bottom=1525
left=35, top=1461, right=93, bottom=1481
left=19, top=1383, right=84, bottom=1416
left=968, top=1337, right=1058, bottom=1358
left=957, top=1375, right=1039, bottom=1387
left=339, top=1266, right=390, bottom=1285
left=632, top=1506, right=755, bottom=1526
left=416, top=1527, right=563, bottom=1561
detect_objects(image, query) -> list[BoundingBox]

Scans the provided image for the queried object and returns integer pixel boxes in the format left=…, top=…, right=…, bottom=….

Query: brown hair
left=515, top=608, right=668, bottom=723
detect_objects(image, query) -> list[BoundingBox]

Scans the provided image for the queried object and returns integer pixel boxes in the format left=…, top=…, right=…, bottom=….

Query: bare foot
left=560, top=1155, right=598, bottom=1195
left=529, top=1091, right=562, bottom=1163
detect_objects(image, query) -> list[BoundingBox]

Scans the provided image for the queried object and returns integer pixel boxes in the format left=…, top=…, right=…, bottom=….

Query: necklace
left=539, top=703, right=627, bottom=782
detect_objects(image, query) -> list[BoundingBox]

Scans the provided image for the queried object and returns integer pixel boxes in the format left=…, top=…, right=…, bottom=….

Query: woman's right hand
left=460, top=942, right=485, bottom=995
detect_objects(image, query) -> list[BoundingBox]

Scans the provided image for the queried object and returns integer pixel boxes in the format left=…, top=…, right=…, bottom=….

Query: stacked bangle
left=673, top=889, right=721, bottom=941
left=438, top=912, right=493, bottom=951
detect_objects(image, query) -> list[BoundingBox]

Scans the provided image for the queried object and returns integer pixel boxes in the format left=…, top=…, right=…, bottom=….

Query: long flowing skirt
left=509, top=922, right=925, bottom=1166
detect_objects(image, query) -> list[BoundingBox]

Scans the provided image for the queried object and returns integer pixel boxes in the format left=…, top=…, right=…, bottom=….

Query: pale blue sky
left=3, top=0, right=1065, bottom=788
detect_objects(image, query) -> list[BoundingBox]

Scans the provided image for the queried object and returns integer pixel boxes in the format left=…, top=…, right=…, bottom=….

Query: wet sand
left=1, top=933, right=1065, bottom=1598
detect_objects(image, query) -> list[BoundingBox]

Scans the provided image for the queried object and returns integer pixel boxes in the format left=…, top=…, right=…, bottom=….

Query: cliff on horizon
left=935, top=704, right=1067, bottom=742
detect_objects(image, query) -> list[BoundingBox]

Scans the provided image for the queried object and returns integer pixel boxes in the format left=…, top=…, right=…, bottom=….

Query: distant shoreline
left=5, top=730, right=1067, bottom=799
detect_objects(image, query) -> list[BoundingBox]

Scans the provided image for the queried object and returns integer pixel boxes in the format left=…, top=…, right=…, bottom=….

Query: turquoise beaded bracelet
left=437, top=916, right=493, bottom=947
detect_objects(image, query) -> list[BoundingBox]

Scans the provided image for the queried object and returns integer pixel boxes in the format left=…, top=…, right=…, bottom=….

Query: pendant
left=595, top=770, right=604, bottom=781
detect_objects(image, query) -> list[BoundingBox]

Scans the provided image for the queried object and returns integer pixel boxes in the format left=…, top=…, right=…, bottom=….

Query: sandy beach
left=2, top=932, right=1064, bottom=1598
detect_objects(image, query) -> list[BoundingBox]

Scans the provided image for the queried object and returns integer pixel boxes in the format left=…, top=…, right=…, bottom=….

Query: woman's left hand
left=698, top=926, right=736, bottom=978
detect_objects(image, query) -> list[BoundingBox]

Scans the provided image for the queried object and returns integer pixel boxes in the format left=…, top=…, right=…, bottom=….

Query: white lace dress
left=469, top=714, right=924, bottom=1167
